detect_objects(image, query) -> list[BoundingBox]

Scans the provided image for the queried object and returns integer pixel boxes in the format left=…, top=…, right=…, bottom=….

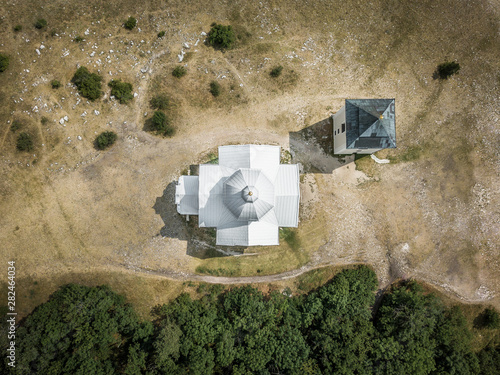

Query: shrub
left=34, top=18, right=47, bottom=29
left=13, top=25, right=22, bottom=32
left=0, top=53, right=9, bottom=72
left=108, top=79, right=133, bottom=104
left=124, top=16, right=137, bottom=30
left=41, top=117, right=49, bottom=125
left=209, top=81, right=221, bottom=97
left=436, top=61, right=460, bottom=79
left=150, top=94, right=170, bottom=110
left=95, top=131, right=117, bottom=150
left=207, top=23, right=236, bottom=50
left=10, top=120, right=21, bottom=132
left=73, top=35, right=84, bottom=43
left=71, top=66, right=103, bottom=101
left=482, top=308, right=500, bottom=329
left=51, top=79, right=61, bottom=89
left=270, top=65, right=283, bottom=78
left=172, top=66, right=187, bottom=78
left=16, top=133, right=33, bottom=151
left=157, top=31, right=165, bottom=38
left=150, top=110, right=174, bottom=136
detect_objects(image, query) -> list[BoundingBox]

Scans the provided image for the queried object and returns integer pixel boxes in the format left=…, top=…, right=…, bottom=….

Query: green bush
left=270, top=65, right=283, bottom=78
left=108, top=79, right=133, bottom=104
left=16, top=133, right=33, bottom=151
left=51, top=79, right=61, bottom=89
left=41, top=116, right=49, bottom=125
left=124, top=16, right=137, bottom=30
left=34, top=18, right=47, bottom=29
left=209, top=81, right=221, bottom=97
left=150, top=110, right=174, bottom=136
left=150, top=94, right=170, bottom=110
left=0, top=53, right=9, bottom=72
left=73, top=35, right=84, bottom=43
left=172, top=66, right=187, bottom=78
left=157, top=30, right=165, bottom=38
left=436, top=61, right=460, bottom=79
left=95, top=131, right=117, bottom=150
left=13, top=24, right=22, bottom=32
left=482, top=308, right=500, bottom=329
left=207, top=23, right=236, bottom=50
left=10, top=120, right=21, bottom=132
left=71, top=66, right=103, bottom=101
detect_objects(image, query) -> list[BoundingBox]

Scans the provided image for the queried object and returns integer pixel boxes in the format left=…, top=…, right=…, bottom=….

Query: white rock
left=77, top=136, right=82, bottom=140
left=59, top=118, right=65, bottom=124
left=133, top=92, right=138, bottom=97
left=39, top=45, right=45, bottom=49
left=84, top=29, right=90, bottom=35
left=201, top=31, right=207, bottom=36
left=35, top=49, right=41, bottom=55
left=94, top=110, right=100, bottom=115
left=63, top=115, right=69, bottom=121
left=183, top=43, right=190, bottom=49
left=194, top=39, right=200, bottom=46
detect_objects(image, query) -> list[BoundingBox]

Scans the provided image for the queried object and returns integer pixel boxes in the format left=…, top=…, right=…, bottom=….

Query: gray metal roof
left=187, top=145, right=300, bottom=246
left=175, top=176, right=199, bottom=215
left=345, top=99, right=396, bottom=149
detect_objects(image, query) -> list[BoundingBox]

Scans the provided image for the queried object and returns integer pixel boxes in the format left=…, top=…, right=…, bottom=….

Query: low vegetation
left=172, top=66, right=187, bottom=78
left=150, top=94, right=170, bottom=110
left=2, top=267, right=499, bottom=374
left=124, top=16, right=137, bottom=30
left=16, top=133, right=33, bottom=152
left=436, top=61, right=461, bottom=79
left=157, top=30, right=165, bottom=38
left=10, top=120, right=21, bottom=132
left=0, top=53, right=9, bottom=72
left=207, top=23, right=236, bottom=50
left=209, top=81, right=221, bottom=97
left=13, top=24, right=22, bottom=32
left=34, top=18, right=47, bottom=30
left=108, top=79, right=133, bottom=104
left=71, top=66, right=103, bottom=101
left=149, top=110, right=174, bottom=136
left=50, top=79, right=61, bottom=89
left=73, top=35, right=84, bottom=43
left=95, top=131, right=117, bottom=150
left=270, top=65, right=283, bottom=78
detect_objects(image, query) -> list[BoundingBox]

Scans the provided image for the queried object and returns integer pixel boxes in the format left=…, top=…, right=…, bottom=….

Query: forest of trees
left=1, top=266, right=499, bottom=374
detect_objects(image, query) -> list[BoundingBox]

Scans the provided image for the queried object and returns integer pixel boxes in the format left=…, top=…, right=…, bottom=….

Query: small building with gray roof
left=332, top=99, right=396, bottom=154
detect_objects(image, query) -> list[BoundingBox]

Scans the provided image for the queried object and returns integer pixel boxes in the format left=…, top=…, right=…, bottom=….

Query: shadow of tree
left=289, top=117, right=348, bottom=173
left=153, top=180, right=244, bottom=259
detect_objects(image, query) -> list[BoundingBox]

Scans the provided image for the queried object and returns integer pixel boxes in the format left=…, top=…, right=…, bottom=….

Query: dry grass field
left=0, top=0, right=499, bottom=317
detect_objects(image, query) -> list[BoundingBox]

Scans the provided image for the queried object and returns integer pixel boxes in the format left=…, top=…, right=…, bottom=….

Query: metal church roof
left=194, top=144, right=300, bottom=246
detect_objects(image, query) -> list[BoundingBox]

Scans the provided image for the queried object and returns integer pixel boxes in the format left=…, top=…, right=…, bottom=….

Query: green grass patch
left=195, top=266, right=235, bottom=277
left=279, top=227, right=300, bottom=251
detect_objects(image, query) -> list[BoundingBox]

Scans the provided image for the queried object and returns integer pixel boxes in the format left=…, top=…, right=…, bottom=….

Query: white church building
left=333, top=99, right=396, bottom=154
left=175, top=145, right=300, bottom=246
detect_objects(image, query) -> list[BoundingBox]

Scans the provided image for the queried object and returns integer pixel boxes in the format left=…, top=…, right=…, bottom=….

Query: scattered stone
left=183, top=43, right=190, bottom=49
left=39, top=45, right=45, bottom=49
left=94, top=110, right=100, bottom=116
left=194, top=39, right=200, bottom=46
left=59, top=118, right=65, bottom=125
left=77, top=136, right=82, bottom=140
left=133, top=92, right=138, bottom=97
left=64, top=115, right=69, bottom=121
left=35, top=49, right=41, bottom=55
left=201, top=31, right=207, bottom=36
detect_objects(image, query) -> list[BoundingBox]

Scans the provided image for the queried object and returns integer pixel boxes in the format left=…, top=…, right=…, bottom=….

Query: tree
left=51, top=79, right=61, bottom=89
left=207, top=24, right=236, bottom=50
left=16, top=133, right=33, bottom=151
left=436, top=61, right=460, bottom=79
left=149, top=111, right=174, bottom=136
left=108, top=79, right=133, bottom=104
left=95, top=131, right=117, bottom=150
left=124, top=16, right=137, bottom=30
left=172, top=66, right=187, bottom=78
left=270, top=65, right=283, bottom=78
left=209, top=81, right=221, bottom=97
left=34, top=18, right=47, bottom=29
left=9, top=284, right=150, bottom=374
left=0, top=53, right=9, bottom=72
left=71, top=67, right=102, bottom=101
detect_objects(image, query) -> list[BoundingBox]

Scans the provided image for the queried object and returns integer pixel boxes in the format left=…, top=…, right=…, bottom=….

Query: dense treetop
left=1, top=266, right=499, bottom=374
